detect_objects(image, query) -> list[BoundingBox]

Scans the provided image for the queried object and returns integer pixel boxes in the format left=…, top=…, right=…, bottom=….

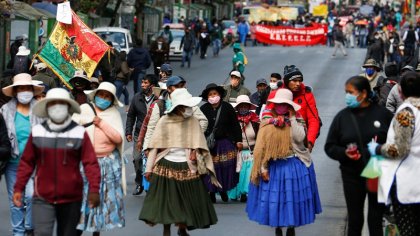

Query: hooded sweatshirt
left=127, top=47, right=152, bottom=72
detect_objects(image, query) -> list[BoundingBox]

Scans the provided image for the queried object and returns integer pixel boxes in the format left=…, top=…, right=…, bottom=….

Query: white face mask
left=17, top=91, right=33, bottom=104
left=182, top=107, right=194, bottom=118
left=47, top=104, right=69, bottom=124
left=269, top=82, right=278, bottom=90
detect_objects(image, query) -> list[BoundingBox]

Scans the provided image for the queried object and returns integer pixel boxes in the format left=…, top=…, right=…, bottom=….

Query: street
left=0, top=45, right=367, bottom=236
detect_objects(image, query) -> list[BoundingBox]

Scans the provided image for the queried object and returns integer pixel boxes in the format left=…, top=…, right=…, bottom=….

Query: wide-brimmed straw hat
left=33, top=88, right=81, bottom=117
left=233, top=95, right=257, bottom=110
left=2, top=73, right=44, bottom=97
left=267, top=89, right=301, bottom=111
left=16, top=46, right=30, bottom=56
left=85, top=82, right=124, bottom=107
left=165, top=88, right=201, bottom=114
left=200, top=83, right=226, bottom=100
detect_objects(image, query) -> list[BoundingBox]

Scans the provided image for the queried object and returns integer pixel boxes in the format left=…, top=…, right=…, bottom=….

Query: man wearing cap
left=250, top=78, right=268, bottom=115
left=69, top=70, right=91, bottom=105
left=142, top=75, right=208, bottom=153
left=158, top=63, right=173, bottom=83
left=361, top=58, right=383, bottom=90
left=128, top=39, right=152, bottom=94
left=32, top=63, right=56, bottom=90
left=223, top=71, right=251, bottom=103
left=150, top=36, right=170, bottom=76
left=126, top=74, right=159, bottom=195
left=12, top=88, right=101, bottom=236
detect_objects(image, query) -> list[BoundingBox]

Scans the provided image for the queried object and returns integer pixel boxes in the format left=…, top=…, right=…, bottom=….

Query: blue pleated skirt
left=246, top=156, right=322, bottom=227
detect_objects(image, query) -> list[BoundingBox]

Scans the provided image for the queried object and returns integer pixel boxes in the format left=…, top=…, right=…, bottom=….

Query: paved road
left=0, top=45, right=367, bottom=236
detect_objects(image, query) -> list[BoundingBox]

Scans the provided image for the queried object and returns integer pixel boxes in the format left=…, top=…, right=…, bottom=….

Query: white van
left=93, top=27, right=133, bottom=53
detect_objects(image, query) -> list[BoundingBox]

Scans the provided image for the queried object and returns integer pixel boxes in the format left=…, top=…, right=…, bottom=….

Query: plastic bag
left=361, top=155, right=384, bottom=178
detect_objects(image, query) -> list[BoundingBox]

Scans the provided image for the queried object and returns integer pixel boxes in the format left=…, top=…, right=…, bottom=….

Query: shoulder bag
left=206, top=104, right=222, bottom=150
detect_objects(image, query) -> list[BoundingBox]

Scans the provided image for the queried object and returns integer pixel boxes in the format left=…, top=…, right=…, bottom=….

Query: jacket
left=127, top=47, right=152, bottom=72
left=223, top=84, right=251, bottom=103
left=292, top=84, right=320, bottom=145
left=126, top=92, right=155, bottom=137
left=0, top=114, right=11, bottom=168
left=200, top=101, right=242, bottom=144
left=180, top=33, right=195, bottom=52
left=14, top=121, right=101, bottom=204
left=377, top=100, right=420, bottom=204
left=0, top=99, right=44, bottom=159
left=386, top=85, right=404, bottom=114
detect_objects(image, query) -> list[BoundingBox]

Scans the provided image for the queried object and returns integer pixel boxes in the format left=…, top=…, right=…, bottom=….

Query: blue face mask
left=365, top=68, right=375, bottom=76
left=345, top=93, right=361, bottom=108
left=165, top=100, right=172, bottom=111
left=95, top=96, right=112, bottom=110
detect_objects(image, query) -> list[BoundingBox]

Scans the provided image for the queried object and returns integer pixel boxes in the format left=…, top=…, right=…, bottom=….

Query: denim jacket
left=0, top=98, right=44, bottom=159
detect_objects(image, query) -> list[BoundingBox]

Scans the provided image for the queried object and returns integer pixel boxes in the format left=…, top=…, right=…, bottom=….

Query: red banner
left=255, top=24, right=327, bottom=46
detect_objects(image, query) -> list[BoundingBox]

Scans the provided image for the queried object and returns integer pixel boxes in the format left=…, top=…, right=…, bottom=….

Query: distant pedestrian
left=250, top=78, right=268, bottom=115
left=325, top=76, right=393, bottom=236
left=237, top=20, right=249, bottom=46
left=73, top=82, right=126, bottom=234
left=1, top=73, right=45, bottom=236
left=200, top=83, right=242, bottom=203
left=332, top=25, right=347, bottom=57
left=32, top=63, right=56, bottom=90
left=402, top=25, right=418, bottom=56
left=7, top=35, right=27, bottom=69
left=69, top=70, right=91, bottom=105
left=12, top=88, right=101, bottom=236
left=247, top=89, right=322, bottom=236
left=13, top=46, right=32, bottom=74
left=180, top=27, right=195, bottom=68
left=150, top=36, right=169, bottom=75
left=160, top=25, right=173, bottom=45
left=139, top=88, right=218, bottom=236
left=232, top=43, right=246, bottom=74
left=199, top=28, right=211, bottom=59
left=128, top=39, right=152, bottom=93
left=115, top=51, right=131, bottom=111
left=211, top=22, right=223, bottom=56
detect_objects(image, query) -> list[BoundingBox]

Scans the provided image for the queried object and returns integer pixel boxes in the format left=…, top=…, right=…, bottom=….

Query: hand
left=308, top=142, right=314, bottom=153
left=261, top=171, right=270, bottom=182
left=190, top=150, right=197, bottom=161
left=92, top=117, right=101, bottom=126
left=12, top=192, right=22, bottom=207
left=136, top=142, right=142, bottom=152
left=368, top=141, right=379, bottom=156
left=236, top=142, right=243, bottom=151
left=144, top=172, right=152, bottom=181
left=88, top=192, right=100, bottom=208
left=126, top=135, right=133, bottom=142
left=345, top=149, right=361, bottom=160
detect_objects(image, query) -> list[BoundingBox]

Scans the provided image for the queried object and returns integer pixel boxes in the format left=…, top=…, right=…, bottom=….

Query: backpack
left=239, top=51, right=248, bottom=65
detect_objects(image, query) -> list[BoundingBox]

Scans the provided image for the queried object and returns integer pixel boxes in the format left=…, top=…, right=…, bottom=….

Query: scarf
left=238, top=112, right=259, bottom=131
left=148, top=114, right=220, bottom=186
left=72, top=104, right=127, bottom=195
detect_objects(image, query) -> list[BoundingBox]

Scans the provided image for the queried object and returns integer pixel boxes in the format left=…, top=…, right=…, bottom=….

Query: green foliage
left=78, top=0, right=101, bottom=13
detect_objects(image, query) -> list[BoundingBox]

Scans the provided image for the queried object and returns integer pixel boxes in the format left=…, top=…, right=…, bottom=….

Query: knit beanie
left=283, top=65, right=303, bottom=86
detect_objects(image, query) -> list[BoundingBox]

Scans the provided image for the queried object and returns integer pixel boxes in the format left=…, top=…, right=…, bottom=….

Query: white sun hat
left=267, top=88, right=301, bottom=111
left=33, top=88, right=81, bottom=117
left=232, top=95, right=258, bottom=110
left=16, top=46, right=31, bottom=56
left=85, top=82, right=124, bottom=107
left=2, top=73, right=44, bottom=97
left=165, top=88, right=202, bottom=114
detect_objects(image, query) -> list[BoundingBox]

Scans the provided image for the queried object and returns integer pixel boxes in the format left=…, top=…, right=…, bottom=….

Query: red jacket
left=14, top=121, right=100, bottom=204
left=293, top=83, right=321, bottom=146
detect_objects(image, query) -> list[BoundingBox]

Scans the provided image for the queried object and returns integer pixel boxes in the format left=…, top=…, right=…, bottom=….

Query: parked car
left=222, top=20, right=237, bottom=38
left=93, top=27, right=133, bottom=53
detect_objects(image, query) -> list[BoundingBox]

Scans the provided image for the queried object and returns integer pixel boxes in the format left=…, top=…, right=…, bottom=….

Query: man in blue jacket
left=128, top=39, right=152, bottom=94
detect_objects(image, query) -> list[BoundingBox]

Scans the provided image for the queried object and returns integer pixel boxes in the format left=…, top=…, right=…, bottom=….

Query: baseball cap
left=256, top=78, right=268, bottom=86
left=158, top=64, right=172, bottom=73
left=230, top=71, right=241, bottom=78
left=166, top=76, right=185, bottom=87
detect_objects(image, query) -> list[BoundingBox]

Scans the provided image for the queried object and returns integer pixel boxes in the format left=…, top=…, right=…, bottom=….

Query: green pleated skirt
left=139, top=158, right=218, bottom=230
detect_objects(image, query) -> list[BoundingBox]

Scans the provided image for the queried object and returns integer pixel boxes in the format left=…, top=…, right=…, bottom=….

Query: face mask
left=48, top=104, right=69, bottom=123
left=345, top=93, right=361, bottom=108
left=182, top=107, right=193, bottom=118
left=95, top=96, right=112, bottom=110
left=365, top=68, right=375, bottom=76
left=208, top=95, right=220, bottom=105
left=374, top=35, right=380, bottom=39
left=165, top=99, right=172, bottom=110
left=274, top=104, right=289, bottom=115
left=269, top=82, right=278, bottom=90
left=17, top=91, right=33, bottom=104
left=238, top=108, right=250, bottom=116
left=390, top=38, right=394, bottom=43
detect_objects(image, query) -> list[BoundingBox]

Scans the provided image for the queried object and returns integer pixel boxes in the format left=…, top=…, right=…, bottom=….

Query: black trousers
left=32, top=197, right=81, bottom=236
left=341, top=171, right=384, bottom=236
left=133, top=136, right=143, bottom=186
left=390, top=185, right=420, bottom=236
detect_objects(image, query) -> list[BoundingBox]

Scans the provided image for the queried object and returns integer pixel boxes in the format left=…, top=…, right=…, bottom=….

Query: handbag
left=206, top=104, right=222, bottom=150
left=350, top=112, right=378, bottom=193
